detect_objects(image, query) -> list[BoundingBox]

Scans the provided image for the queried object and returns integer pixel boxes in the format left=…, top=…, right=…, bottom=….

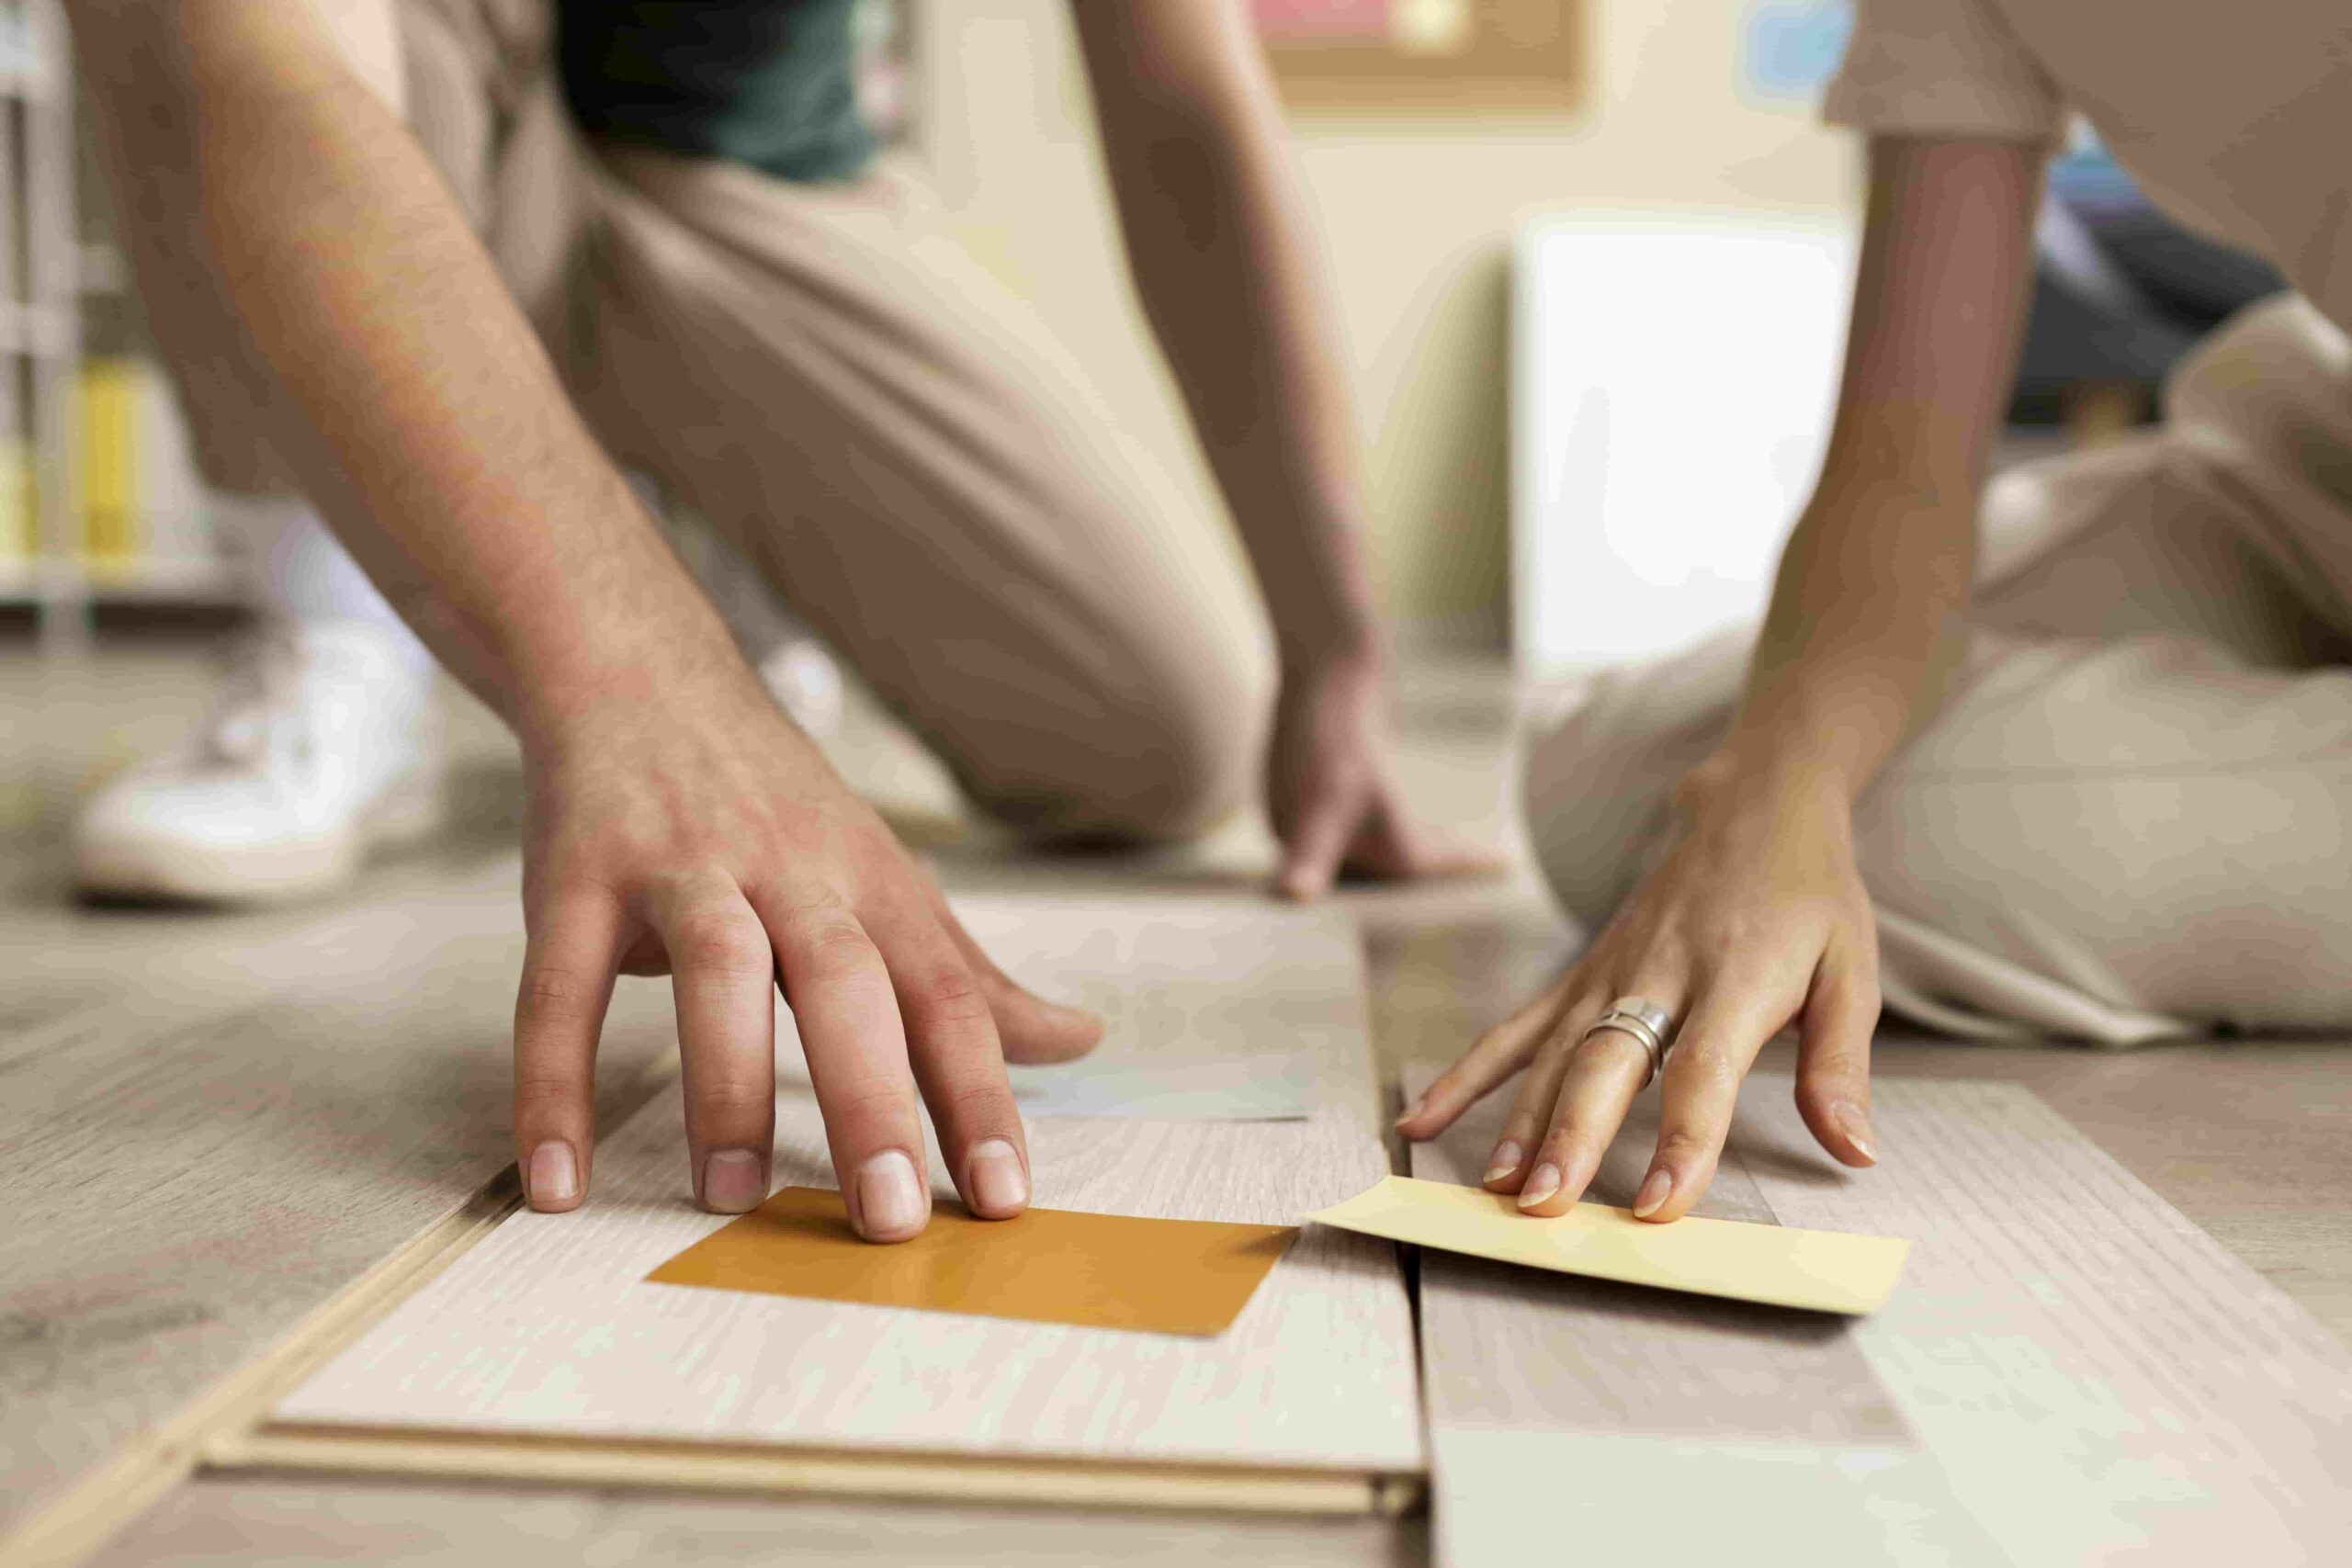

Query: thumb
left=925, top=885, right=1102, bottom=1064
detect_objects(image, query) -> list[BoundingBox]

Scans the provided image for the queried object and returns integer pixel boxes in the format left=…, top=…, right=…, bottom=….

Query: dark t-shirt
left=558, top=0, right=875, bottom=184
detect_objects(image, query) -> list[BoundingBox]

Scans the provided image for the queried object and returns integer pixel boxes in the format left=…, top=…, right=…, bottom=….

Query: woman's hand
left=512, top=662, right=1102, bottom=1239
left=1396, top=757, right=1882, bottom=1223
left=1265, top=650, right=1507, bottom=901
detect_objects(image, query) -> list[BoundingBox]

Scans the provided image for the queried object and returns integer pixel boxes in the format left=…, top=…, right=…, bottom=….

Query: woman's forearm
left=1707, top=137, right=2046, bottom=806
left=73, top=0, right=750, bottom=739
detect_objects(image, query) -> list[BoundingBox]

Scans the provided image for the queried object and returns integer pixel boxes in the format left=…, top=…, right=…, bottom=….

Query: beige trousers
left=1526, top=296, right=2352, bottom=1044
left=164, top=0, right=1265, bottom=842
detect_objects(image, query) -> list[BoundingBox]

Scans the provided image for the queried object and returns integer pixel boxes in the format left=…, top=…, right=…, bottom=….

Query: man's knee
left=962, top=641, right=1263, bottom=846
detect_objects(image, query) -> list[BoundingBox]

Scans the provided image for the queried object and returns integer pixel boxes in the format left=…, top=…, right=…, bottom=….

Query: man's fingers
left=1633, top=973, right=1794, bottom=1224
left=1351, top=804, right=1510, bottom=886
left=870, top=903, right=1032, bottom=1222
left=1396, top=972, right=1573, bottom=1141
left=756, top=889, right=931, bottom=1243
left=514, top=893, right=624, bottom=1213
left=925, top=884, right=1102, bottom=1066
left=1794, top=946, right=1882, bottom=1168
left=651, top=885, right=780, bottom=1217
left=1275, top=785, right=1358, bottom=903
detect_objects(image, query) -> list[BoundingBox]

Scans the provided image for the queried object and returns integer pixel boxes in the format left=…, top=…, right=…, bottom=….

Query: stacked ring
left=1580, top=996, right=1678, bottom=1089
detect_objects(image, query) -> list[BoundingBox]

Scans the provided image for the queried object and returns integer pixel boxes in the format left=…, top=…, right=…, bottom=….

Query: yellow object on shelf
left=76, top=355, right=144, bottom=576
left=0, top=435, right=29, bottom=561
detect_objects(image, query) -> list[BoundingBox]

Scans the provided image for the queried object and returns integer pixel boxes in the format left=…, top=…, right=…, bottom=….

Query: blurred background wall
left=12, top=0, right=1864, bottom=654
left=910, top=0, right=1857, bottom=651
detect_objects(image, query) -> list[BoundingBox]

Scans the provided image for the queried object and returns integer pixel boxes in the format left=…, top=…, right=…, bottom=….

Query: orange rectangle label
left=646, top=1187, right=1297, bottom=1337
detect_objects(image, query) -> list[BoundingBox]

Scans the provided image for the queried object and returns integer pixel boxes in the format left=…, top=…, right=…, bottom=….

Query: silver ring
left=1582, top=996, right=1679, bottom=1089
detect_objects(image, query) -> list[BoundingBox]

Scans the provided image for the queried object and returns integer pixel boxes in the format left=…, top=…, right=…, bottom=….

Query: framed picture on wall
left=1251, top=0, right=1582, bottom=109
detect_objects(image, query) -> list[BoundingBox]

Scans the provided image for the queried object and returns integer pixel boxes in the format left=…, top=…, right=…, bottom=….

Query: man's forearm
left=1710, top=137, right=2045, bottom=805
left=1075, top=1, right=1382, bottom=669
left=73, top=0, right=751, bottom=739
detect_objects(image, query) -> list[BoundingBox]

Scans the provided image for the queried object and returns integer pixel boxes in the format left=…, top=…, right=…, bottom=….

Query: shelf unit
left=0, top=0, right=236, bottom=650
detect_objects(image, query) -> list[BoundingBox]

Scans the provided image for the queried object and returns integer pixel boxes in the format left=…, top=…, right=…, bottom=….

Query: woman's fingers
left=651, top=882, right=781, bottom=1217
left=1483, top=987, right=1629, bottom=1196
left=755, top=888, right=931, bottom=1243
left=512, top=890, right=624, bottom=1213
left=1348, top=792, right=1511, bottom=887
left=1513, top=1000, right=1665, bottom=1215
left=1632, top=970, right=1797, bottom=1224
left=866, top=895, right=1033, bottom=1222
left=1396, top=974, right=1574, bottom=1143
left=1794, top=943, right=1882, bottom=1167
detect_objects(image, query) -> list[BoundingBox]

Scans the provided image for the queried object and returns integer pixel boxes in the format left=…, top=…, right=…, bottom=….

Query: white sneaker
left=76, top=620, right=445, bottom=904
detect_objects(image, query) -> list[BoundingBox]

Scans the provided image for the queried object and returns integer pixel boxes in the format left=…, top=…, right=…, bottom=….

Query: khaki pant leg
left=559, top=148, right=1267, bottom=841
left=1523, top=296, right=2352, bottom=1042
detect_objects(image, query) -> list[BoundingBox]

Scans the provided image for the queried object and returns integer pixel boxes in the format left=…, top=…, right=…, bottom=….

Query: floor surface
left=6, top=634, right=2346, bottom=1566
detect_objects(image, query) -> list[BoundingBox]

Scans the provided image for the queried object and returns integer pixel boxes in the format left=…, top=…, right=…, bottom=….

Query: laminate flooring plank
left=82, top=1474, right=1423, bottom=1567
left=1401, top=1063, right=2352, bottom=1564
left=269, top=899, right=1424, bottom=1475
left=0, top=862, right=680, bottom=1551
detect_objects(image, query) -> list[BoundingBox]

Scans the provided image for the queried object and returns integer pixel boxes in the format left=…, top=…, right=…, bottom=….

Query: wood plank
left=84, top=1474, right=1425, bottom=1567
left=1401, top=1063, right=2352, bottom=1564
left=208, top=1427, right=1420, bottom=1517
left=256, top=899, right=1423, bottom=1485
left=0, top=861, right=683, bottom=1562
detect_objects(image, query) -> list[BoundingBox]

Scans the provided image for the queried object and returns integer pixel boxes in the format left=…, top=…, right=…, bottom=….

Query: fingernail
left=1516, top=1161, right=1562, bottom=1208
left=526, top=1142, right=579, bottom=1207
left=1482, top=1140, right=1525, bottom=1184
left=1633, top=1168, right=1674, bottom=1218
left=1835, top=1102, right=1879, bottom=1163
left=703, top=1149, right=765, bottom=1213
left=966, top=1138, right=1028, bottom=1215
left=1394, top=1093, right=1428, bottom=1129
left=856, top=1149, right=928, bottom=1240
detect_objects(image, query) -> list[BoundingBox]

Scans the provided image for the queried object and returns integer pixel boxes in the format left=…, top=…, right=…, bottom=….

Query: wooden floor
left=6, top=637, right=2349, bottom=1566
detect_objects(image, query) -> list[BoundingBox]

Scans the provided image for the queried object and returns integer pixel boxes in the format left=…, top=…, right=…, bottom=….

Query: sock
left=210, top=491, right=435, bottom=681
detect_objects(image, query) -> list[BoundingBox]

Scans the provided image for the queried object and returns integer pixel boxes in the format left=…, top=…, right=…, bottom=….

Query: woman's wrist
left=1677, top=733, right=1866, bottom=834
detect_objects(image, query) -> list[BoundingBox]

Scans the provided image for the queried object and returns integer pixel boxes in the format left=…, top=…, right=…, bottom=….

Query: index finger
left=513, top=890, right=624, bottom=1213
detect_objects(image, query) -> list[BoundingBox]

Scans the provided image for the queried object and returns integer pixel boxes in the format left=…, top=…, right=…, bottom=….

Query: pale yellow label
left=1307, top=1175, right=1910, bottom=1315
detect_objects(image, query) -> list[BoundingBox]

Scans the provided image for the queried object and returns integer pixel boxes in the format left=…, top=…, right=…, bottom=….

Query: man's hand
left=1265, top=652, right=1507, bottom=901
left=514, top=663, right=1101, bottom=1239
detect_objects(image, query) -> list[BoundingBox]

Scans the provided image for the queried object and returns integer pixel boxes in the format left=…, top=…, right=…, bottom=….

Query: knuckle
left=514, top=1068, right=588, bottom=1103
left=910, top=964, right=990, bottom=1027
left=686, top=1080, right=775, bottom=1124
left=825, top=1081, right=912, bottom=1130
left=1571, top=1028, right=1645, bottom=1073
left=1655, top=1126, right=1714, bottom=1165
left=794, top=919, right=879, bottom=976
left=518, top=965, right=602, bottom=1022
left=669, top=913, right=769, bottom=978
left=935, top=1080, right=1016, bottom=1127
